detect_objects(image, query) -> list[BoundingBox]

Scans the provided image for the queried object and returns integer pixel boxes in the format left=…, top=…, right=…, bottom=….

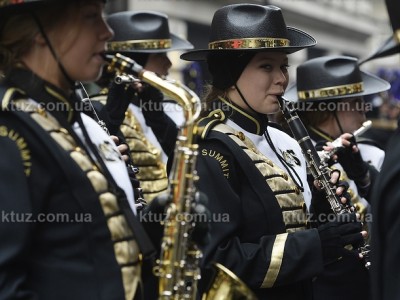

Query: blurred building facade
left=126, top=0, right=396, bottom=73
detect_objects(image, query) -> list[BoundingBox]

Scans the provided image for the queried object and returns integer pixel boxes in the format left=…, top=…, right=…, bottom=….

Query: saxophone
left=104, top=53, right=257, bottom=299
left=277, top=96, right=371, bottom=269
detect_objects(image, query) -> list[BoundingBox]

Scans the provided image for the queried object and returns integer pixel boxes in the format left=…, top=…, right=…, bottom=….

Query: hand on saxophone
left=142, top=191, right=211, bottom=246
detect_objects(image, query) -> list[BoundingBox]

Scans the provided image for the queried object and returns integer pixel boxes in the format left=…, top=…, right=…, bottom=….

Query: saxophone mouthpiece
left=103, top=53, right=144, bottom=76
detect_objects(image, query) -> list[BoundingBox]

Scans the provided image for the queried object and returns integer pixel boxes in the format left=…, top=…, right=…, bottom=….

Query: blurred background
left=106, top=0, right=400, bottom=148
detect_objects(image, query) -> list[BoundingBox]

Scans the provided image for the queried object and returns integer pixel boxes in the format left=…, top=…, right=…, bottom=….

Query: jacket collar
left=215, top=96, right=268, bottom=135
left=6, top=67, right=79, bottom=123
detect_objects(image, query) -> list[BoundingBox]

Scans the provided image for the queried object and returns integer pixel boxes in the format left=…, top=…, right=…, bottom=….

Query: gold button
left=214, top=113, right=221, bottom=118
left=59, top=128, right=69, bottom=135
left=75, top=147, right=82, bottom=152
left=37, top=107, right=46, bottom=117
left=294, top=186, right=300, bottom=195
left=237, top=131, right=245, bottom=141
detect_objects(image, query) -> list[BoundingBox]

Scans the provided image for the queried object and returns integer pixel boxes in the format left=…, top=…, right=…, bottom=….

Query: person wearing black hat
left=181, top=3, right=366, bottom=300
left=284, top=55, right=390, bottom=300
left=369, top=0, right=400, bottom=299
left=90, top=10, right=193, bottom=203
left=0, top=1, right=158, bottom=299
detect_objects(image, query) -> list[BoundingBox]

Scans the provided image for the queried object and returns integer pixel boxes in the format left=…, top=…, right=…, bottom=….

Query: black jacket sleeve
left=0, top=135, right=37, bottom=300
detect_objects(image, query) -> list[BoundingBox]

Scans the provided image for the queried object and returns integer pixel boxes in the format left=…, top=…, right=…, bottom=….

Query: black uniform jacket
left=0, top=70, right=153, bottom=300
left=371, top=121, right=400, bottom=300
left=196, top=99, right=324, bottom=300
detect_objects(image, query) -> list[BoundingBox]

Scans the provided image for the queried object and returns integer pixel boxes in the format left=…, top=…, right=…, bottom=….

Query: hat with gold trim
left=180, top=3, right=316, bottom=61
left=285, top=56, right=390, bottom=102
left=106, top=11, right=193, bottom=54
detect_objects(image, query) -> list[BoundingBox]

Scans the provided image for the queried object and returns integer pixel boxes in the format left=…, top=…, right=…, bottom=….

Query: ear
left=34, top=32, right=47, bottom=46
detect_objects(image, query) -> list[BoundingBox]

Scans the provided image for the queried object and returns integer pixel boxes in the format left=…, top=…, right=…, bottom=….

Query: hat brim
left=180, top=27, right=316, bottom=61
left=107, top=33, right=193, bottom=54
left=284, top=71, right=391, bottom=102
left=359, top=35, right=400, bottom=65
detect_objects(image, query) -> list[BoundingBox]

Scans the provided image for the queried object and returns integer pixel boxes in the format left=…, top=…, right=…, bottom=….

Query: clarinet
left=278, top=96, right=371, bottom=269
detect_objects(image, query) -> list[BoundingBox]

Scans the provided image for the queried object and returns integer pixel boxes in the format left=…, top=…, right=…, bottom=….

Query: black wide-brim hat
left=180, top=4, right=316, bottom=61
left=285, top=56, right=391, bottom=102
left=106, top=11, right=193, bottom=54
left=359, top=36, right=399, bottom=65
left=359, top=0, right=399, bottom=64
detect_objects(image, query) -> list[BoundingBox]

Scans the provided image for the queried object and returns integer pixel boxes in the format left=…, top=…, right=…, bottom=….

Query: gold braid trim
left=13, top=99, right=140, bottom=300
left=120, top=106, right=168, bottom=202
left=213, top=124, right=307, bottom=232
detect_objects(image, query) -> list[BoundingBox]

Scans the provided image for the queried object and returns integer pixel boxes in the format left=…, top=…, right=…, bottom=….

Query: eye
left=261, top=64, right=273, bottom=71
left=281, top=64, right=290, bottom=72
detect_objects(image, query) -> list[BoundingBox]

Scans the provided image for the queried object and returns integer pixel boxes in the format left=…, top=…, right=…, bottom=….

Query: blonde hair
left=200, top=83, right=227, bottom=117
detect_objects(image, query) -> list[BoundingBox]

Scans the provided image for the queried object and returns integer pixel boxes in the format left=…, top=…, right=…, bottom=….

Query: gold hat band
left=209, top=37, right=290, bottom=50
left=298, top=82, right=364, bottom=100
left=107, top=39, right=172, bottom=51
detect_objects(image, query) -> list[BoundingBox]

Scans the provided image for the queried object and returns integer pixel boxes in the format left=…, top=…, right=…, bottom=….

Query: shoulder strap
left=196, top=109, right=226, bottom=140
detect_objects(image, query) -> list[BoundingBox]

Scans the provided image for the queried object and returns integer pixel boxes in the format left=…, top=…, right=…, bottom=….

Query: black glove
left=136, top=84, right=164, bottom=118
left=317, top=213, right=364, bottom=265
left=99, top=81, right=136, bottom=135
left=335, top=135, right=370, bottom=184
left=141, top=191, right=211, bottom=249
left=310, top=170, right=351, bottom=224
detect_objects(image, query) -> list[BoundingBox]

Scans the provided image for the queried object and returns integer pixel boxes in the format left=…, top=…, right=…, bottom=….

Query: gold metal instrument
left=104, top=53, right=257, bottom=299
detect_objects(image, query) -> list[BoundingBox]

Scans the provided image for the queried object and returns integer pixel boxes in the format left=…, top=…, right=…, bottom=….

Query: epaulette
left=196, top=108, right=226, bottom=140
left=0, top=85, right=26, bottom=111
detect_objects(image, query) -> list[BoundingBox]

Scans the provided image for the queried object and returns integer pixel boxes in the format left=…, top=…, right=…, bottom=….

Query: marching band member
left=0, top=1, right=157, bottom=299
left=91, top=11, right=193, bottom=203
left=369, top=0, right=400, bottom=299
left=181, top=4, right=366, bottom=299
left=284, top=55, right=390, bottom=300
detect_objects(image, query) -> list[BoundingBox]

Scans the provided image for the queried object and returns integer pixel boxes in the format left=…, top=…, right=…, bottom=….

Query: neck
left=21, top=46, right=71, bottom=93
left=316, top=116, right=341, bottom=139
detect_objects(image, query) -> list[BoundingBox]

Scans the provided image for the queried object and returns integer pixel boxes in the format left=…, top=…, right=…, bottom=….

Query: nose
left=101, top=19, right=114, bottom=42
left=274, top=69, right=288, bottom=87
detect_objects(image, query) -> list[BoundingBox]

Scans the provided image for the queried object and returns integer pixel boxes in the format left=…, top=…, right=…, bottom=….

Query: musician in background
left=181, top=4, right=366, bottom=299
left=0, top=0, right=156, bottom=299
left=90, top=11, right=193, bottom=203
left=368, top=0, right=400, bottom=298
left=284, top=55, right=390, bottom=300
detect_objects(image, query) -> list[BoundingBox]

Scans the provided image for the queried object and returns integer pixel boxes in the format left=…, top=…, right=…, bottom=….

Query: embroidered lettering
left=0, top=125, right=32, bottom=176
left=202, top=149, right=230, bottom=178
